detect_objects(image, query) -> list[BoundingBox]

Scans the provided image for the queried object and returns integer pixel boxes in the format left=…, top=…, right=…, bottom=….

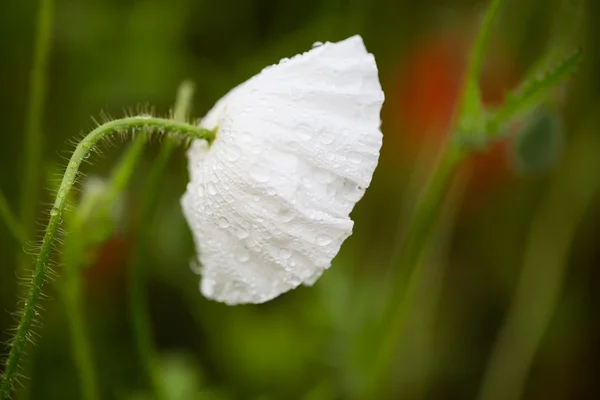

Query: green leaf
left=511, top=108, right=563, bottom=174
left=486, top=48, right=581, bottom=136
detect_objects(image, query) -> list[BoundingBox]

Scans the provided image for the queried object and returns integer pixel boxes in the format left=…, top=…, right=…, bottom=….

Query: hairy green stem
left=129, top=82, right=195, bottom=399
left=19, top=0, right=54, bottom=260
left=478, top=130, right=600, bottom=400
left=0, top=189, right=26, bottom=244
left=0, top=117, right=213, bottom=400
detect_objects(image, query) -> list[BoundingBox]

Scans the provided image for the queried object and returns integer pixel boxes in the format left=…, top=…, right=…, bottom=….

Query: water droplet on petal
left=235, top=226, right=250, bottom=239
left=280, top=57, right=290, bottom=63
left=225, top=145, right=241, bottom=162
left=250, top=165, right=270, bottom=183
left=279, top=208, right=295, bottom=222
left=217, top=217, right=230, bottom=228
left=348, top=152, right=362, bottom=164
left=315, top=170, right=335, bottom=184
left=316, top=234, right=332, bottom=246
left=312, top=41, right=324, bottom=48
left=279, top=248, right=291, bottom=260
left=207, top=182, right=217, bottom=195
left=320, top=133, right=335, bottom=144
left=297, top=122, right=313, bottom=140
left=189, top=258, right=202, bottom=274
left=236, top=248, right=250, bottom=262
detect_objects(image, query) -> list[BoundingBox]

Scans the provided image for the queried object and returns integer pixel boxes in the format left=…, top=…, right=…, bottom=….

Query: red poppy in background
left=394, top=26, right=518, bottom=201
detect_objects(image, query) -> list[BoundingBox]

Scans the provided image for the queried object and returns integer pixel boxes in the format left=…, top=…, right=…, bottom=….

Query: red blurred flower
left=394, top=25, right=518, bottom=200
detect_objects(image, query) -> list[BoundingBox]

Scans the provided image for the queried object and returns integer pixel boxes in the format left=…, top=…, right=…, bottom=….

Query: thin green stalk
left=61, top=268, right=99, bottom=400
left=129, top=81, right=195, bottom=400
left=0, top=189, right=26, bottom=244
left=365, top=0, right=506, bottom=396
left=478, top=129, right=600, bottom=400
left=19, top=0, right=54, bottom=259
left=365, top=146, right=465, bottom=396
left=0, top=116, right=213, bottom=400
left=58, top=135, right=148, bottom=400
left=393, top=172, right=468, bottom=399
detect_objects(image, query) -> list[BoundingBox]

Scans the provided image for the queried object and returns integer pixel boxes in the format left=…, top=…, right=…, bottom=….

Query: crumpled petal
left=181, top=35, right=384, bottom=304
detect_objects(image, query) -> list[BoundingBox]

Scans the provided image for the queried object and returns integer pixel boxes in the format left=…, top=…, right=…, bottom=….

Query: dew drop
left=235, top=226, right=250, bottom=239
left=49, top=208, right=59, bottom=217
left=207, top=182, right=217, bottom=195
left=315, top=170, right=335, bottom=184
left=250, top=165, right=270, bottom=182
left=280, top=57, right=290, bottom=63
left=68, top=161, right=77, bottom=169
left=279, top=248, right=291, bottom=260
left=217, top=217, right=230, bottom=228
left=348, top=152, right=362, bottom=164
left=297, top=122, right=313, bottom=141
left=279, top=208, right=295, bottom=223
left=316, top=234, right=332, bottom=246
left=319, top=133, right=335, bottom=145
left=312, top=41, right=324, bottom=48
left=189, top=258, right=202, bottom=274
left=225, top=145, right=241, bottom=162
left=236, top=248, right=250, bottom=262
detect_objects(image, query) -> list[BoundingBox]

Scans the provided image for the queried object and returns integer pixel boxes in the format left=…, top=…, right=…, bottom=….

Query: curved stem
left=0, top=116, right=213, bottom=400
left=129, top=81, right=195, bottom=399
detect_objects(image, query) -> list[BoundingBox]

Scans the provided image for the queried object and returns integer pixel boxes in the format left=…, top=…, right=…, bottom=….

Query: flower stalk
left=365, top=0, right=506, bottom=396
left=0, top=117, right=213, bottom=400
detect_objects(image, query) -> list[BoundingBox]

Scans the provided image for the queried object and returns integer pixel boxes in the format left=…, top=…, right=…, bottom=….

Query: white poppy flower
left=181, top=35, right=384, bottom=305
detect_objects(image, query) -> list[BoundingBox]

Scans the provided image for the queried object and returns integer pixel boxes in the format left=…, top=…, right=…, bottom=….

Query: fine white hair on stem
left=181, top=35, right=384, bottom=305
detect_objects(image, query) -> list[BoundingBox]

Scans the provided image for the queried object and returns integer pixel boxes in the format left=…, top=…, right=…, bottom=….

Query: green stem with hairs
left=19, top=0, right=54, bottom=262
left=129, top=81, right=196, bottom=400
left=0, top=116, right=213, bottom=400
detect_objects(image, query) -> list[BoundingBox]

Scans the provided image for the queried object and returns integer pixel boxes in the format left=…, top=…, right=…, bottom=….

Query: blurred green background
left=1, top=0, right=599, bottom=399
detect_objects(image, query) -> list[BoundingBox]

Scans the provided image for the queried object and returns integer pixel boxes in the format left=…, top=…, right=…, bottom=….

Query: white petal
left=181, top=35, right=384, bottom=305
